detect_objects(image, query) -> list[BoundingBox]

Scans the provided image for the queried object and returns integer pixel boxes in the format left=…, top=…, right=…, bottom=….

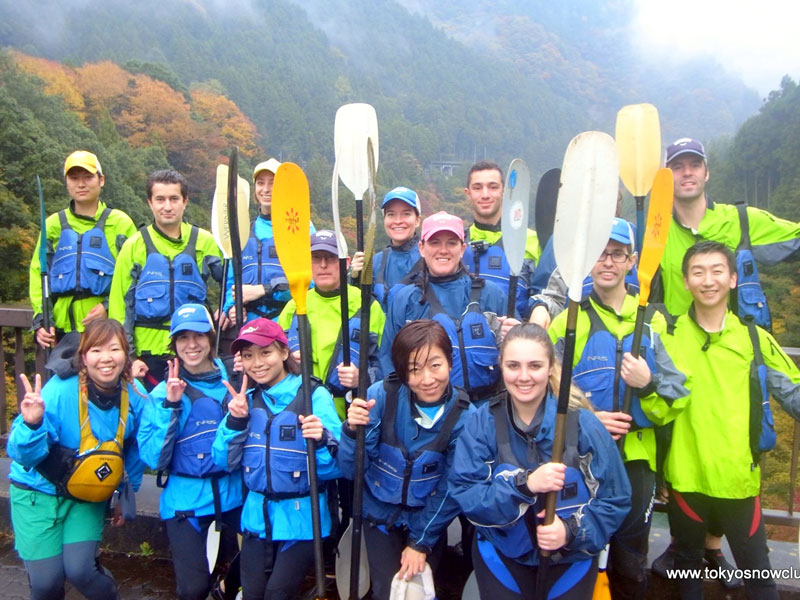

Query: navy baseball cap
left=609, top=218, right=635, bottom=250
left=170, top=303, right=214, bottom=337
left=666, top=138, right=706, bottom=164
left=381, top=186, right=421, bottom=213
left=310, top=229, right=339, bottom=255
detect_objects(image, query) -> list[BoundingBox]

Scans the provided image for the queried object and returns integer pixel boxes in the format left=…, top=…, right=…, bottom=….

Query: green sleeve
left=369, top=299, right=386, bottom=346
left=277, top=300, right=297, bottom=331
left=108, top=236, right=138, bottom=324
left=747, top=206, right=800, bottom=265
left=524, top=228, right=541, bottom=264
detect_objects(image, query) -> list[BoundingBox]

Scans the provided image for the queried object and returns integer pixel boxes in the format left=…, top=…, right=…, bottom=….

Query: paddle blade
left=334, top=103, right=379, bottom=199
left=534, top=167, right=560, bottom=247
left=501, top=158, right=531, bottom=277
left=637, top=168, right=674, bottom=303
left=211, top=166, right=249, bottom=258
left=616, top=103, right=661, bottom=197
left=272, top=163, right=312, bottom=315
left=553, top=132, right=619, bottom=302
left=335, top=522, right=370, bottom=599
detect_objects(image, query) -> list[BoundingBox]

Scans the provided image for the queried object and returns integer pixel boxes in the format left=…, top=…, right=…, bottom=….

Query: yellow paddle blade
left=272, top=163, right=312, bottom=315
left=211, top=166, right=250, bottom=259
left=616, top=103, right=661, bottom=197
left=591, top=571, right=611, bottom=600
left=638, top=168, right=674, bottom=304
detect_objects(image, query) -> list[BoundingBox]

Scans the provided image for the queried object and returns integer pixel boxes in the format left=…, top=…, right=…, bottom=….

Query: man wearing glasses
left=548, top=218, right=689, bottom=600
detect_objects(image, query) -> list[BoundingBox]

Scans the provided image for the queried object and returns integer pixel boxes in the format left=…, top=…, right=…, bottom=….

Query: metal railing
left=1, top=306, right=799, bottom=525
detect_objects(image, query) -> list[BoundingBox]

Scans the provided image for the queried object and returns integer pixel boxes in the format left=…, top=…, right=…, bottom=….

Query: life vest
left=364, top=376, right=469, bottom=509
left=424, top=278, right=500, bottom=400
left=241, top=380, right=321, bottom=498
left=482, top=395, right=592, bottom=560
left=241, top=222, right=290, bottom=319
left=463, top=237, right=528, bottom=315
left=744, top=318, right=776, bottom=461
left=64, top=384, right=129, bottom=502
left=169, top=383, right=229, bottom=479
left=50, top=208, right=115, bottom=298
left=134, top=226, right=206, bottom=328
left=735, top=204, right=772, bottom=330
left=572, top=300, right=657, bottom=428
left=374, top=252, right=424, bottom=308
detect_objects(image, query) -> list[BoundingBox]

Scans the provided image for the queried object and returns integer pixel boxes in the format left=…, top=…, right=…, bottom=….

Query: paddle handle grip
left=215, top=259, right=229, bottom=356
left=298, top=315, right=326, bottom=598
left=506, top=275, right=518, bottom=318
left=339, top=258, right=351, bottom=366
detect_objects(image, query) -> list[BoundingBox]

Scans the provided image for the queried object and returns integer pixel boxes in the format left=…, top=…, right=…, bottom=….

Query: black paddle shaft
left=355, top=200, right=364, bottom=253
left=339, top=258, right=351, bottom=365
left=215, top=258, right=229, bottom=356
left=349, top=279, right=373, bottom=599
left=226, top=147, right=245, bottom=326
left=506, top=274, right=518, bottom=318
left=635, top=195, right=645, bottom=255
left=297, top=314, right=326, bottom=598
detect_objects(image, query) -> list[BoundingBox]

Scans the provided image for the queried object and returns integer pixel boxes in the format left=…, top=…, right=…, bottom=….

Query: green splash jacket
left=549, top=293, right=689, bottom=470
left=645, top=311, right=800, bottom=498
left=660, top=200, right=800, bottom=315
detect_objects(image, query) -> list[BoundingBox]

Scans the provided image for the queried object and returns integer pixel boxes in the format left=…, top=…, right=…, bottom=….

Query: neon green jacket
left=644, top=310, right=800, bottom=498
left=108, top=222, right=222, bottom=357
left=467, top=222, right=541, bottom=264
left=278, top=285, right=386, bottom=420
left=660, top=200, right=800, bottom=315
left=29, top=201, right=136, bottom=334
left=549, top=293, right=688, bottom=470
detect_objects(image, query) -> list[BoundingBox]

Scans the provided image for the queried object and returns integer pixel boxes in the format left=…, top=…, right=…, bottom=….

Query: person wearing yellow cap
left=222, top=158, right=315, bottom=326
left=30, top=150, right=137, bottom=351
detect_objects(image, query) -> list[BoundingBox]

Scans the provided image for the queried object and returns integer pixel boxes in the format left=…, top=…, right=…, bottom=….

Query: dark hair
left=168, top=330, right=217, bottom=362
left=239, top=340, right=300, bottom=376
left=499, top=322, right=591, bottom=411
left=147, top=169, right=188, bottom=200
left=75, top=319, right=133, bottom=388
left=681, top=240, right=735, bottom=277
left=466, top=161, right=503, bottom=187
left=390, top=320, right=452, bottom=383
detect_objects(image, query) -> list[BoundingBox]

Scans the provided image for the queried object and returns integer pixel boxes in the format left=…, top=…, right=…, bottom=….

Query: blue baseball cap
left=666, top=138, right=706, bottom=164
left=609, top=218, right=634, bottom=250
left=170, top=303, right=214, bottom=337
left=381, top=186, right=421, bottom=213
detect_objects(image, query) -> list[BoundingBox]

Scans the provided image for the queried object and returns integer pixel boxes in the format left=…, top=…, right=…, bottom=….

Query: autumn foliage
left=10, top=51, right=258, bottom=198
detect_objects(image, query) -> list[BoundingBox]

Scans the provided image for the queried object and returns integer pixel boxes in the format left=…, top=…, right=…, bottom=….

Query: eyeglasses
left=311, top=254, right=336, bottom=265
left=597, top=250, right=630, bottom=263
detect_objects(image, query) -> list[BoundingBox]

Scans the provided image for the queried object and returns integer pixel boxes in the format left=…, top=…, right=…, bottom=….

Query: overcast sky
left=633, top=0, right=800, bottom=97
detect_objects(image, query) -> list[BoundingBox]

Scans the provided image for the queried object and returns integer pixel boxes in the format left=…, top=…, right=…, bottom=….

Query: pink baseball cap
left=231, top=318, right=288, bottom=354
left=420, top=211, right=465, bottom=242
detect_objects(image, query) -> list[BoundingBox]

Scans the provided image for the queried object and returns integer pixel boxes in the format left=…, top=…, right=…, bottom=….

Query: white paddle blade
left=501, top=158, right=531, bottom=276
left=335, top=522, right=370, bottom=599
left=461, top=571, right=480, bottom=600
left=331, top=161, right=349, bottom=259
left=553, top=131, right=619, bottom=302
left=206, top=522, right=220, bottom=574
left=212, top=164, right=232, bottom=258
left=334, top=103, right=379, bottom=199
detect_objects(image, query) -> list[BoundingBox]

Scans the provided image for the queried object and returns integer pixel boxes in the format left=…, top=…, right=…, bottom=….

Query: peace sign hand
left=19, top=374, right=44, bottom=426
left=223, top=374, right=250, bottom=419
left=165, top=358, right=187, bottom=404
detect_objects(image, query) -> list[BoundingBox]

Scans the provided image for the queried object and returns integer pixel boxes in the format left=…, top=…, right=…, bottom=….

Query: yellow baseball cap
left=63, top=150, right=103, bottom=176
left=252, top=158, right=281, bottom=181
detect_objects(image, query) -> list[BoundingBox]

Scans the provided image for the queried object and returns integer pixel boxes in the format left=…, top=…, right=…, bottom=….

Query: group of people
left=6, top=139, right=800, bottom=600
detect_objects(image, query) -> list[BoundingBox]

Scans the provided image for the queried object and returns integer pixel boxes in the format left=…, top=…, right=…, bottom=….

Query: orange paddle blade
left=272, top=163, right=312, bottom=315
left=638, top=168, right=674, bottom=304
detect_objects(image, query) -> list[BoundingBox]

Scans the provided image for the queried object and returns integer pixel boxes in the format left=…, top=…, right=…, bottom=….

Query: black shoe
left=704, top=549, right=743, bottom=589
left=651, top=544, right=675, bottom=579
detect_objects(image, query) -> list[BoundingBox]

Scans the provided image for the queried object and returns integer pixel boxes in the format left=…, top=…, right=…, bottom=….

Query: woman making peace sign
left=212, top=318, right=341, bottom=600
left=8, top=319, right=146, bottom=600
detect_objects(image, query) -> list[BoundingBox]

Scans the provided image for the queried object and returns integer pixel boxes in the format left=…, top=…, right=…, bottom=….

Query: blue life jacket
left=572, top=299, right=656, bottom=428
left=374, top=253, right=424, bottom=309
left=241, top=380, right=320, bottom=498
left=241, top=222, right=290, bottom=319
left=463, top=237, right=528, bottom=316
left=134, top=226, right=207, bottom=328
left=170, top=383, right=229, bottom=479
left=424, top=278, right=500, bottom=400
left=735, top=204, right=772, bottom=330
left=744, top=318, right=776, bottom=460
left=485, top=396, right=591, bottom=559
left=50, top=208, right=115, bottom=298
left=365, top=376, right=469, bottom=509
